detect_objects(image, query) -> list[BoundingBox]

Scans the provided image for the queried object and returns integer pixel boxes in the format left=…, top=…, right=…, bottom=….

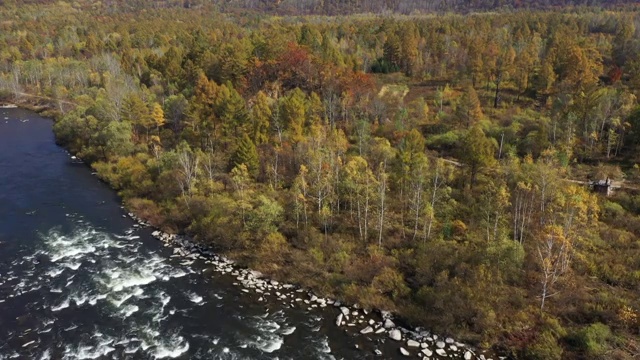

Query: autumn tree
left=342, top=156, right=379, bottom=243
left=456, top=85, right=483, bottom=128
left=252, top=91, right=273, bottom=145
left=459, top=126, right=496, bottom=189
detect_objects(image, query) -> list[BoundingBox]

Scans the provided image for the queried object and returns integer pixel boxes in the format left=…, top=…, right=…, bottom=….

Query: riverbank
left=121, top=203, right=494, bottom=360
left=6, top=97, right=499, bottom=359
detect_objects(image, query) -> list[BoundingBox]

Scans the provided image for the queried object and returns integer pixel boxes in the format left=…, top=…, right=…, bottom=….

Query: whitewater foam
left=187, top=292, right=203, bottom=304
left=120, top=305, right=139, bottom=318
left=151, top=341, right=189, bottom=359
left=51, top=298, right=70, bottom=312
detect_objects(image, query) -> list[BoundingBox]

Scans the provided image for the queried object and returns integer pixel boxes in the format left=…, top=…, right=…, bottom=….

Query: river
left=0, top=108, right=441, bottom=360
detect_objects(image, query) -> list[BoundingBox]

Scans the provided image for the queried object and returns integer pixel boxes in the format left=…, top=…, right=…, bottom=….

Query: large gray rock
left=389, top=329, right=402, bottom=341
left=340, top=307, right=350, bottom=316
left=383, top=319, right=395, bottom=329
left=422, top=348, right=433, bottom=357
left=399, top=347, right=410, bottom=356
left=436, top=348, right=447, bottom=356
left=436, top=341, right=445, bottom=349
left=360, top=326, right=373, bottom=334
left=464, top=351, right=473, bottom=360
left=407, top=339, right=420, bottom=348
left=336, top=314, right=343, bottom=326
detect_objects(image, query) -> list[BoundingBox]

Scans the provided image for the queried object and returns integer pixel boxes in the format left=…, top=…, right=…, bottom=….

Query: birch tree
left=342, top=156, right=378, bottom=243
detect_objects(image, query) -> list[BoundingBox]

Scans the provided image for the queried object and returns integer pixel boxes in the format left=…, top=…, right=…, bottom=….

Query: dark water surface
left=0, top=108, right=414, bottom=360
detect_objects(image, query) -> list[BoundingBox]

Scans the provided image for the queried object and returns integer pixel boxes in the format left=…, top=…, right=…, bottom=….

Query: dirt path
left=11, top=92, right=76, bottom=106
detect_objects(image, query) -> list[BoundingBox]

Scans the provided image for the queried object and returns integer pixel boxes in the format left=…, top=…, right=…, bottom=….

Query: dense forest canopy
left=2, top=1, right=640, bottom=359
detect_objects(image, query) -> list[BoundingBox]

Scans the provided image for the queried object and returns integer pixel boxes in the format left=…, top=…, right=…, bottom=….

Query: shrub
left=523, top=330, right=563, bottom=360
left=125, top=198, right=165, bottom=227
left=569, top=323, right=611, bottom=357
left=260, top=231, right=288, bottom=262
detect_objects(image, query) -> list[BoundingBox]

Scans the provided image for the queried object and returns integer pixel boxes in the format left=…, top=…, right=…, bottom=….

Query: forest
left=1, top=1, right=640, bottom=359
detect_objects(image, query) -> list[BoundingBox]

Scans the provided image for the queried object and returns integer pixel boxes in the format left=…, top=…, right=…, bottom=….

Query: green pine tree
left=232, top=135, right=260, bottom=178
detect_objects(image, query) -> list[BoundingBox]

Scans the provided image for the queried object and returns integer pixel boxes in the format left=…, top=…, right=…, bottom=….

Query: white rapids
left=0, top=224, right=197, bottom=359
left=0, top=219, right=374, bottom=360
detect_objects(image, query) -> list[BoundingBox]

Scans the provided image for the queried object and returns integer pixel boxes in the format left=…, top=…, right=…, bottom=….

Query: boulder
left=399, top=347, right=410, bottom=356
left=340, top=307, right=350, bottom=316
left=436, top=349, right=447, bottom=356
left=360, top=326, right=373, bottom=334
left=335, top=314, right=343, bottom=326
left=383, top=319, right=395, bottom=329
left=389, top=329, right=402, bottom=341
left=375, top=327, right=386, bottom=334
left=374, top=349, right=382, bottom=356
left=450, top=345, right=458, bottom=351
left=465, top=351, right=473, bottom=360
left=436, top=341, right=445, bottom=349
left=407, top=339, right=420, bottom=347
left=446, top=337, right=454, bottom=344
left=422, top=348, right=433, bottom=357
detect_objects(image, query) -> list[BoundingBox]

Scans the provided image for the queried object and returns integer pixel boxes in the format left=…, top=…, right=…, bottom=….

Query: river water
left=0, top=108, right=424, bottom=360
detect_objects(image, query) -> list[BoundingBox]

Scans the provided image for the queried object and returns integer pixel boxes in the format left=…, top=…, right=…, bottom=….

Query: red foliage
left=276, top=42, right=317, bottom=91
left=608, top=66, right=623, bottom=84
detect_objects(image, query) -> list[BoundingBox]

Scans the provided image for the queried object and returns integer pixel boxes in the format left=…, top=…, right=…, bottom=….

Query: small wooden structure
left=590, top=178, right=614, bottom=196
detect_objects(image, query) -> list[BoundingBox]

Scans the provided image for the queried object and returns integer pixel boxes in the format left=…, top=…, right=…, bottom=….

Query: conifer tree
left=232, top=134, right=260, bottom=178
left=459, top=125, right=496, bottom=189
left=457, top=85, right=483, bottom=128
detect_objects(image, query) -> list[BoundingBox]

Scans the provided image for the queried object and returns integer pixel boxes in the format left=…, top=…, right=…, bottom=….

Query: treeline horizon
left=2, top=0, right=640, bottom=15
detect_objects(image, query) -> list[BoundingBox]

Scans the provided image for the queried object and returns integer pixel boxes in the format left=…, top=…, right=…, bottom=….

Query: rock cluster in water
left=124, top=211, right=497, bottom=360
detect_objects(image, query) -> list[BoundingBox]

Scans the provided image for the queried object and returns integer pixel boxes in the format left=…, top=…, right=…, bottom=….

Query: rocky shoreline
left=121, top=207, right=499, bottom=360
